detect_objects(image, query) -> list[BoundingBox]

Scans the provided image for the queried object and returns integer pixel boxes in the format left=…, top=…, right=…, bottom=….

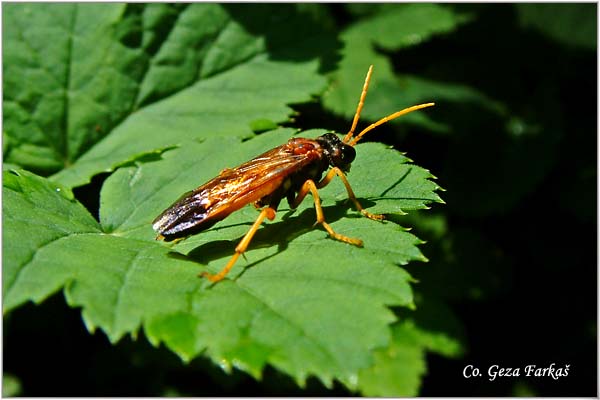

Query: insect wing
left=153, top=141, right=320, bottom=240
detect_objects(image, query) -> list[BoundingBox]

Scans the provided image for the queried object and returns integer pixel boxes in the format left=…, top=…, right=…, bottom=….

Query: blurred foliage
left=517, top=4, right=596, bottom=50
left=2, top=374, right=22, bottom=397
left=3, top=3, right=596, bottom=396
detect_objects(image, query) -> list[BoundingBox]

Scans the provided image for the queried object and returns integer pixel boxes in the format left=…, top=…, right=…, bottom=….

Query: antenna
left=342, top=65, right=435, bottom=146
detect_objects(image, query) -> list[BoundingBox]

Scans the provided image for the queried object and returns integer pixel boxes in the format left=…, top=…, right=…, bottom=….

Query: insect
left=152, top=65, right=434, bottom=283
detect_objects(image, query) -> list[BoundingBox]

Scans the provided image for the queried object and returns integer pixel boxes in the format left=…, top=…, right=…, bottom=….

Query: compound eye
left=341, top=144, right=356, bottom=164
left=333, top=144, right=355, bottom=171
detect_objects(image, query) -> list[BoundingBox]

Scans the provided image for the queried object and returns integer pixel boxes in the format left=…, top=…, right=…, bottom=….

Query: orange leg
left=200, top=207, right=276, bottom=282
left=317, top=167, right=384, bottom=221
left=291, top=179, right=363, bottom=247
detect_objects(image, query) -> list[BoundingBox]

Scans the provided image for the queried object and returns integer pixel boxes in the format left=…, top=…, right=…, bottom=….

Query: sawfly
left=153, top=65, right=434, bottom=282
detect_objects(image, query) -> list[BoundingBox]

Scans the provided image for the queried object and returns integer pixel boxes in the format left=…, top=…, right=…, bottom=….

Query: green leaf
left=322, top=4, right=502, bottom=133
left=512, top=381, right=538, bottom=397
left=356, top=296, right=464, bottom=396
left=3, top=4, right=335, bottom=186
left=517, top=4, right=597, bottom=50
left=396, top=212, right=513, bottom=302
left=2, top=374, right=22, bottom=397
left=3, top=4, right=146, bottom=174
left=344, top=4, right=472, bottom=52
left=3, top=129, right=442, bottom=387
left=101, top=128, right=442, bottom=245
left=399, top=296, right=465, bottom=359
left=357, top=322, right=426, bottom=396
left=2, top=169, right=101, bottom=306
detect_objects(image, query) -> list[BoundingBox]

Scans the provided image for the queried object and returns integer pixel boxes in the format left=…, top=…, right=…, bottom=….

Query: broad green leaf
left=54, top=57, right=326, bottom=189
left=322, top=4, right=502, bottom=133
left=357, top=322, right=426, bottom=396
left=3, top=4, right=147, bottom=174
left=3, top=129, right=442, bottom=387
left=2, top=169, right=101, bottom=304
left=342, top=4, right=472, bottom=52
left=517, top=4, right=597, bottom=50
left=356, top=296, right=464, bottom=396
left=3, top=4, right=335, bottom=187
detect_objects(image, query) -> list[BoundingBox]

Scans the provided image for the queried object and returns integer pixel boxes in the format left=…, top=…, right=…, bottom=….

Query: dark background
left=4, top=4, right=597, bottom=396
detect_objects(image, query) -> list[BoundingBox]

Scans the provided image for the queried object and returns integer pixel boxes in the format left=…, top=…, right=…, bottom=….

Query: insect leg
left=317, top=167, right=385, bottom=221
left=200, top=207, right=276, bottom=282
left=291, top=180, right=363, bottom=247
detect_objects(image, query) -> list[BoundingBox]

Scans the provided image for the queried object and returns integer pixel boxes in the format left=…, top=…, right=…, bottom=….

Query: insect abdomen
left=153, top=175, right=288, bottom=241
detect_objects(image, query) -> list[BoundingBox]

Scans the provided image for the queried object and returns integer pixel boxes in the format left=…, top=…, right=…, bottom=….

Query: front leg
left=317, top=167, right=385, bottom=221
left=291, top=179, right=363, bottom=247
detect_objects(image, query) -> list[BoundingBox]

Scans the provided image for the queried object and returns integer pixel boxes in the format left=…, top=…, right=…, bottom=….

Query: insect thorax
left=316, top=133, right=356, bottom=172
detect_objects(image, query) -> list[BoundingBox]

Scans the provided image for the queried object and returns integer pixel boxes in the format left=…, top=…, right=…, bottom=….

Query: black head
left=316, top=133, right=356, bottom=172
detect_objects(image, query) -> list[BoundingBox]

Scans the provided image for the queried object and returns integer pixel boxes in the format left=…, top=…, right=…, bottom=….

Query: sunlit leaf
left=3, top=4, right=335, bottom=186
left=3, top=129, right=442, bottom=387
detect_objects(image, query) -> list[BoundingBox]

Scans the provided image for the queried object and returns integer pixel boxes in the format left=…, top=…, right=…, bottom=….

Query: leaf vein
left=4, top=232, right=98, bottom=304
left=110, top=247, right=143, bottom=334
left=236, top=282, right=344, bottom=371
left=60, top=4, right=77, bottom=164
